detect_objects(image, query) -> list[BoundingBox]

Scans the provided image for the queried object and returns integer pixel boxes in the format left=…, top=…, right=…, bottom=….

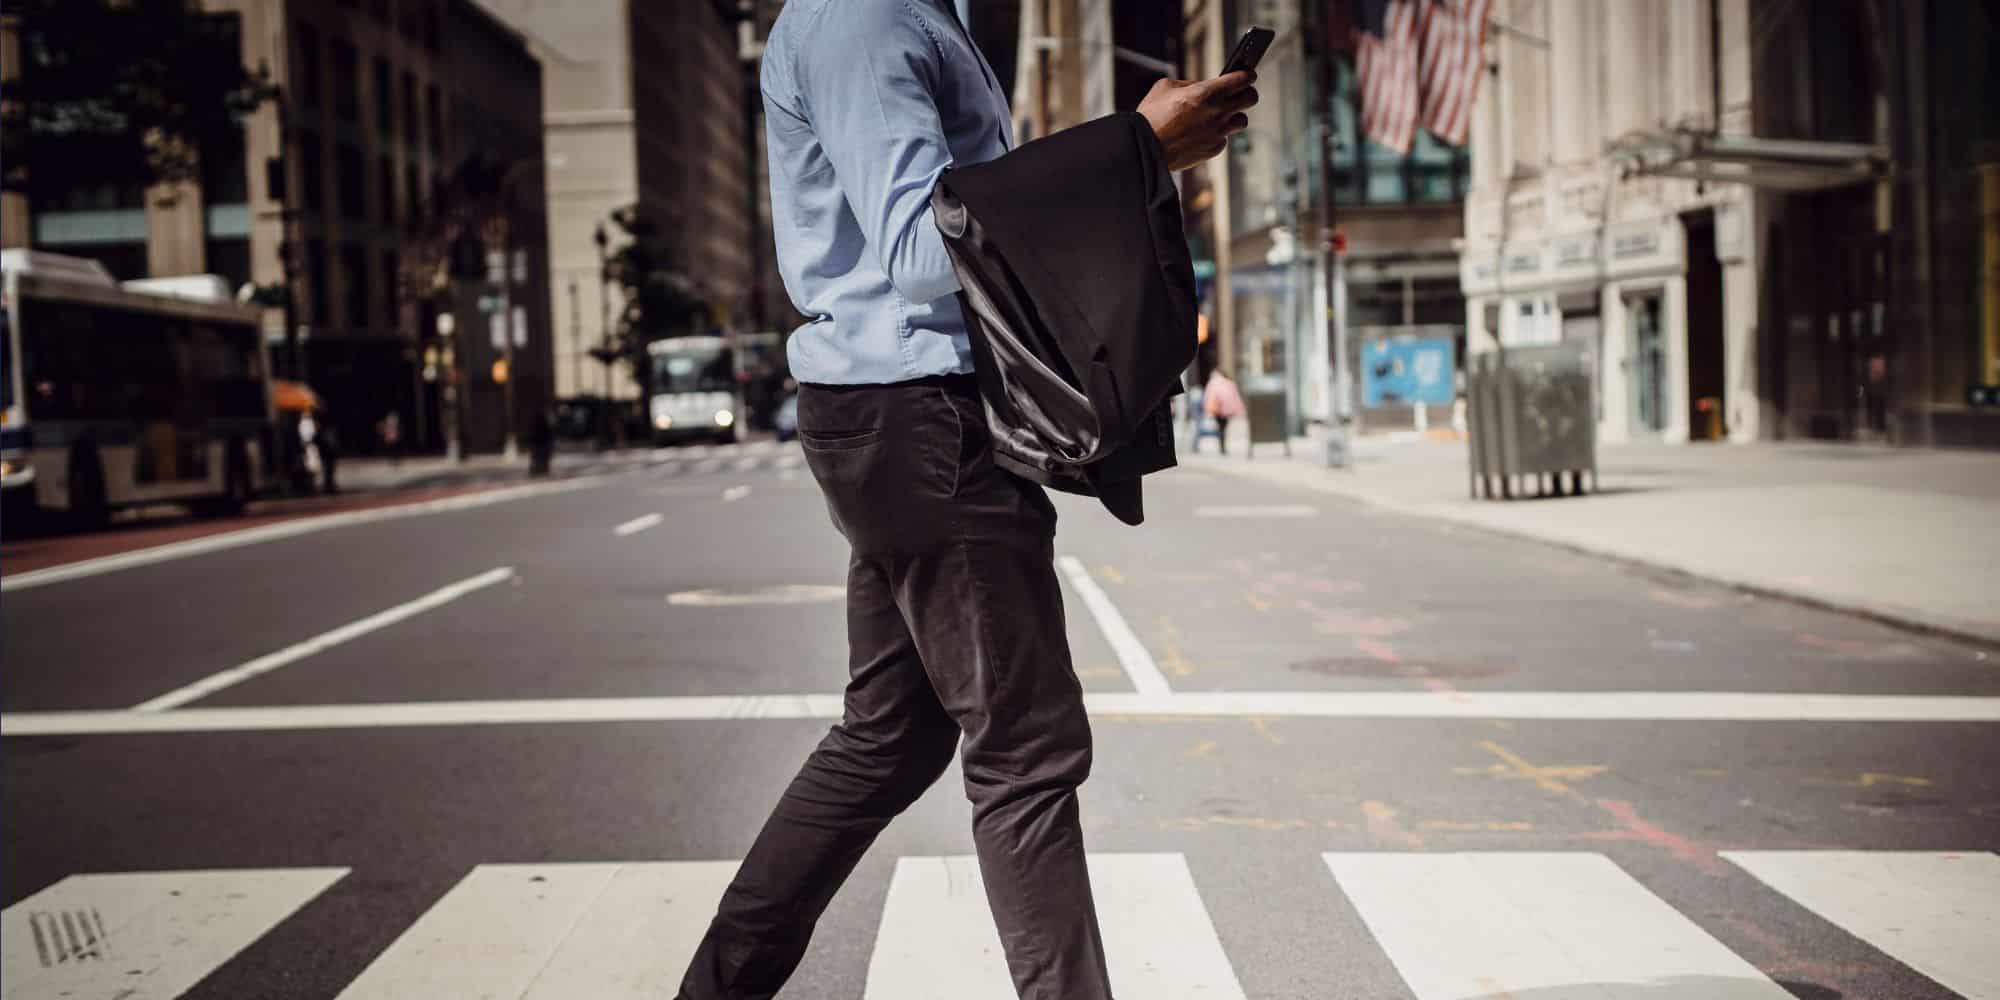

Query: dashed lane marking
left=613, top=513, right=664, bottom=536
left=130, top=567, right=517, bottom=712
left=2, top=479, right=597, bottom=593
left=1193, top=504, right=1318, bottom=518
left=1057, top=555, right=1172, bottom=696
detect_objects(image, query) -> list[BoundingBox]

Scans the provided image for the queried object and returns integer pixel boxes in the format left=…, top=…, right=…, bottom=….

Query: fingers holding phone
left=1137, top=27, right=1270, bottom=171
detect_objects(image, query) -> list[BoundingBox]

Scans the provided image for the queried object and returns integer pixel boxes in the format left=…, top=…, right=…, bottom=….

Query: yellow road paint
left=1187, top=740, right=1219, bottom=759
left=1456, top=740, right=1608, bottom=798
left=1806, top=772, right=1935, bottom=789
left=1097, top=565, right=1126, bottom=584
left=1156, top=618, right=1197, bottom=678
left=1245, top=593, right=1271, bottom=613
left=1248, top=717, right=1283, bottom=745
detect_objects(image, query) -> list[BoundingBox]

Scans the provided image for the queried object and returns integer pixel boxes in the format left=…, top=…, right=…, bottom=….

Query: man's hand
left=1137, top=71, right=1258, bottom=172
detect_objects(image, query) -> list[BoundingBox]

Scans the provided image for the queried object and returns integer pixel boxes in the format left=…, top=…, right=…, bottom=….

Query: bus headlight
left=654, top=414, right=673, bottom=431
left=714, top=409, right=735, bottom=428
left=0, top=459, right=15, bottom=478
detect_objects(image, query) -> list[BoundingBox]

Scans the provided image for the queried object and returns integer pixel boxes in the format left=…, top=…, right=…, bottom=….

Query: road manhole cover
left=1288, top=657, right=1511, bottom=680
left=667, top=585, right=845, bottom=607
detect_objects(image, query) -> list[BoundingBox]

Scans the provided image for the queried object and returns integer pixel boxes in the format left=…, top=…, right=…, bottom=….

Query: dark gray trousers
left=677, top=375, right=1111, bottom=1000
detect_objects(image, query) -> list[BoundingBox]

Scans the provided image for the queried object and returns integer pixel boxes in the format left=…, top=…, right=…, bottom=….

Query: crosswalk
left=3, top=851, right=1995, bottom=999
left=643, top=440, right=805, bottom=480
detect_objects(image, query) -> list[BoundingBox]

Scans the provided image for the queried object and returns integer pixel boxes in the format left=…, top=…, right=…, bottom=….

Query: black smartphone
left=1221, top=26, right=1274, bottom=76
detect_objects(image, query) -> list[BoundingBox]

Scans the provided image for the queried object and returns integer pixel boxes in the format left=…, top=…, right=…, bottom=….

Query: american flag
left=1354, top=0, right=1493, bottom=152
left=1416, top=0, right=1495, bottom=145
left=1354, top=0, right=1423, bottom=154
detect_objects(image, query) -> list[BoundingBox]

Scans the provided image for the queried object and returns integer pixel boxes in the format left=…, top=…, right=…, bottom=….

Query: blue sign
left=1362, top=337, right=1455, bottom=407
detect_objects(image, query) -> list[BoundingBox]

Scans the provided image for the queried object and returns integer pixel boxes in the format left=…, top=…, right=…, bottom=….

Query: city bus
left=1, top=250, right=275, bottom=527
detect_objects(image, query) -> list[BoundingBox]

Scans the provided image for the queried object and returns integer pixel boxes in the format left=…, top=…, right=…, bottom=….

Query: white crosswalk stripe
left=1, top=867, right=347, bottom=1000
left=642, top=443, right=805, bottom=480
left=337, top=862, right=736, bottom=999
left=1323, top=852, right=1794, bottom=999
left=865, top=853, right=1244, bottom=999
left=1724, top=850, right=2000, bottom=1000
left=5, top=851, right=1994, bottom=998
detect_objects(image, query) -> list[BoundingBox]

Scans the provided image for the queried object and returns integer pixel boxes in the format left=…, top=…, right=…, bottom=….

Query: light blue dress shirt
left=761, top=0, right=1013, bottom=385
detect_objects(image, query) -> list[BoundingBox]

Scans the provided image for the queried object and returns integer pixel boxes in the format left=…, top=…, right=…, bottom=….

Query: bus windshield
left=651, top=339, right=734, bottom=394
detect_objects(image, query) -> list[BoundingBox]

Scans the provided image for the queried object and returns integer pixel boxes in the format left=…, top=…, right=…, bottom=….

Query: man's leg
left=677, top=554, right=959, bottom=1000
left=888, top=386, right=1113, bottom=1000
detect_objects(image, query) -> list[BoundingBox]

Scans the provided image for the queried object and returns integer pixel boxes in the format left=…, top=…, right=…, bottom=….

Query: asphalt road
left=3, top=440, right=1997, bottom=999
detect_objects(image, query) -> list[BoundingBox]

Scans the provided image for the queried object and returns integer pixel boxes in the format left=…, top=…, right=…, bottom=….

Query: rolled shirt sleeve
left=795, top=1, right=962, bottom=304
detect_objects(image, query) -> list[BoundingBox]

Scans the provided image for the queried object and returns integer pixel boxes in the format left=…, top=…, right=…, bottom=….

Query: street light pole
left=594, top=221, right=612, bottom=448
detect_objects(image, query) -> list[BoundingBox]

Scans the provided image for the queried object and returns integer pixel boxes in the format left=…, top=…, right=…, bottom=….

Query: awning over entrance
left=1610, top=129, right=1888, bottom=191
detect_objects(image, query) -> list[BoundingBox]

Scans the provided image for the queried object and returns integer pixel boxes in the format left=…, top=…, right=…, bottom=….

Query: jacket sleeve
left=794, top=1, right=962, bottom=304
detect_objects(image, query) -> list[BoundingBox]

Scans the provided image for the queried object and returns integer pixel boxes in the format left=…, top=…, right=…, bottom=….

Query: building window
left=379, top=156, right=397, bottom=224
left=332, top=39, right=359, bottom=123
left=402, top=71, right=419, bottom=149
left=342, top=244, right=369, bottom=330
left=293, top=21, right=321, bottom=110
left=299, top=131, right=324, bottom=213
left=337, top=142, right=365, bottom=221
left=383, top=250, right=401, bottom=328
left=206, top=238, right=252, bottom=293
left=374, top=57, right=393, bottom=136
left=307, top=241, right=330, bottom=325
left=426, top=84, right=443, bottom=163
left=406, top=163, right=424, bottom=222
left=202, top=125, right=249, bottom=205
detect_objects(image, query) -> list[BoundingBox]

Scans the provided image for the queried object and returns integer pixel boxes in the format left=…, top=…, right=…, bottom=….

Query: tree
left=2, top=0, right=271, bottom=197
left=602, top=206, right=710, bottom=398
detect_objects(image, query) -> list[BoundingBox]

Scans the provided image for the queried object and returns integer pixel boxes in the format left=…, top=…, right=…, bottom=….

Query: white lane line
left=613, top=512, right=664, bottom=536
left=131, top=567, right=517, bottom=712
left=15, top=690, right=2000, bottom=736
left=2, top=478, right=597, bottom=593
left=336, top=862, right=736, bottom=999
left=1325, top=852, right=1790, bottom=999
left=731, top=456, right=761, bottom=472
left=865, top=854, right=1243, bottom=999
left=1193, top=504, right=1317, bottom=518
left=1723, top=851, right=2000, bottom=999
left=1056, top=555, right=1171, bottom=696
left=1, top=868, right=347, bottom=999
left=721, top=485, right=752, bottom=503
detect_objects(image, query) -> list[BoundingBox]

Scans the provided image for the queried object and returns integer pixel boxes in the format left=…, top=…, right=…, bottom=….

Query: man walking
left=676, top=2, right=1254, bottom=997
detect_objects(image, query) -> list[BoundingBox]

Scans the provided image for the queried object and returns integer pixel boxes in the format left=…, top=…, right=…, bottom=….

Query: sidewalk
left=1185, top=428, right=2000, bottom=645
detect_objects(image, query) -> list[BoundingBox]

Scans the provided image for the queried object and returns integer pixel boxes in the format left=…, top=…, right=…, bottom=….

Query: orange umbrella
left=270, top=380, right=324, bottom=413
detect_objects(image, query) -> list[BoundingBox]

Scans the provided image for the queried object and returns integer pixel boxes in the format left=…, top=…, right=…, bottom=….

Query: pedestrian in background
left=674, top=0, right=1254, bottom=995
left=297, top=411, right=322, bottom=493
left=1204, top=367, right=1244, bottom=455
left=378, top=410, right=401, bottom=466
left=315, top=419, right=341, bottom=495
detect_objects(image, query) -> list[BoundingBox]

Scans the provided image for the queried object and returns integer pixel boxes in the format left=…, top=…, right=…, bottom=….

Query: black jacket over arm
left=932, top=111, right=1198, bottom=526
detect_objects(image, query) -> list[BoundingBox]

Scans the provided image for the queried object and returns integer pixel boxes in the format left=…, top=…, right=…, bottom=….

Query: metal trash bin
left=1466, top=342, right=1597, bottom=499
left=1244, top=389, right=1290, bottom=458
